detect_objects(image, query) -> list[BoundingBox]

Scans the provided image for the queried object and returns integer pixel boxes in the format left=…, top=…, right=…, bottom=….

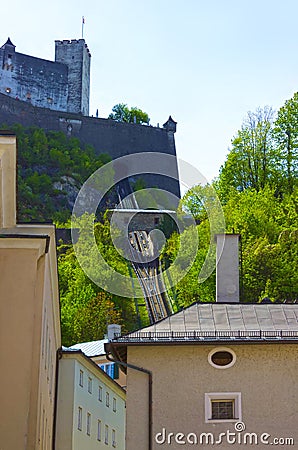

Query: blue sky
left=3, top=0, right=298, bottom=187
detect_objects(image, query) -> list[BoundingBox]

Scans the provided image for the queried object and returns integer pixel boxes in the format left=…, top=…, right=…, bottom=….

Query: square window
left=97, top=420, right=102, bottom=441
left=87, top=412, right=91, bottom=436
left=98, top=386, right=103, bottom=401
left=205, top=393, right=241, bottom=423
left=106, top=392, right=110, bottom=407
left=78, top=407, right=82, bottom=431
left=99, top=362, right=119, bottom=380
left=211, top=400, right=234, bottom=419
left=88, top=377, right=92, bottom=394
left=79, top=370, right=84, bottom=387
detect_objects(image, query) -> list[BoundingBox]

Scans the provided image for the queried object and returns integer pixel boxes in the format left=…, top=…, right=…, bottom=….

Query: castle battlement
left=55, top=39, right=91, bottom=56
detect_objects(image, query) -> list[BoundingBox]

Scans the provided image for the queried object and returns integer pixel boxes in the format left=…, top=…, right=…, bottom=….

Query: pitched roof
left=69, top=338, right=108, bottom=357
left=2, top=38, right=15, bottom=48
left=112, top=302, right=298, bottom=344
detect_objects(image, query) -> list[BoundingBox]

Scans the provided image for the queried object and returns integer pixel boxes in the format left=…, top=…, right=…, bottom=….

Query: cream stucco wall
left=126, top=343, right=298, bottom=450
left=0, top=234, right=61, bottom=450
left=0, top=134, right=61, bottom=450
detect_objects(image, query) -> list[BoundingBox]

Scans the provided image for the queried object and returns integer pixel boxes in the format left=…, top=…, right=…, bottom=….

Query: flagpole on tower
left=82, top=16, right=85, bottom=39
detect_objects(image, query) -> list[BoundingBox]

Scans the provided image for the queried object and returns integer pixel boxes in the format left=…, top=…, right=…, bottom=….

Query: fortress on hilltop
left=0, top=37, right=90, bottom=115
left=0, top=37, right=180, bottom=198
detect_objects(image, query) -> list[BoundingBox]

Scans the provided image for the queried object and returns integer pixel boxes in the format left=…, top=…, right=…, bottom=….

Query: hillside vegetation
left=1, top=123, right=111, bottom=223
left=164, top=98, right=298, bottom=307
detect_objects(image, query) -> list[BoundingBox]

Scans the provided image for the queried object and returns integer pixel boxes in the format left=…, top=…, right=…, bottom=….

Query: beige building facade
left=107, top=303, right=298, bottom=450
left=0, top=132, right=61, bottom=450
left=56, top=350, right=126, bottom=450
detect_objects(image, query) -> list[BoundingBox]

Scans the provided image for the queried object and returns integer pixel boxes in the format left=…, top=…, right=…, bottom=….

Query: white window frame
left=113, top=397, right=117, bottom=412
left=86, top=412, right=91, bottom=436
left=208, top=347, right=236, bottom=369
left=78, top=407, right=82, bottom=431
left=88, top=377, right=92, bottom=394
left=98, top=385, right=103, bottom=401
left=205, top=392, right=241, bottom=423
left=97, top=420, right=102, bottom=441
left=112, top=429, right=116, bottom=447
left=79, top=370, right=84, bottom=387
left=106, top=392, right=110, bottom=407
left=105, top=425, right=109, bottom=445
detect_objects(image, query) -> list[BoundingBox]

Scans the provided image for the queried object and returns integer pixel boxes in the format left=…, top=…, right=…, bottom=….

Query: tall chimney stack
left=215, top=234, right=240, bottom=303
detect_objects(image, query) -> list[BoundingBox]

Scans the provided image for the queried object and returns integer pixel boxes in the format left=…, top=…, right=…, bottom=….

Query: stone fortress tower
left=55, top=39, right=91, bottom=116
left=0, top=37, right=181, bottom=199
left=0, top=38, right=91, bottom=115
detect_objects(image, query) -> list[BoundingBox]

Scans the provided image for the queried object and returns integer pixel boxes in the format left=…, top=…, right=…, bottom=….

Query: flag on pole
left=82, top=16, right=85, bottom=38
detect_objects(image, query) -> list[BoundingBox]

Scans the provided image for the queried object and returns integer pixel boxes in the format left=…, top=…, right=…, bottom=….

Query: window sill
left=207, top=418, right=239, bottom=424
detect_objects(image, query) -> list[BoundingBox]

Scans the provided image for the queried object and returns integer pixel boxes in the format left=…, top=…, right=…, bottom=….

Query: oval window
left=208, top=348, right=236, bottom=369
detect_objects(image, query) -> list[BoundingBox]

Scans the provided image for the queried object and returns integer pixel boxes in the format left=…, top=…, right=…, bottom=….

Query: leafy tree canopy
left=174, top=95, right=298, bottom=306
left=108, top=103, right=149, bottom=124
left=58, top=214, right=139, bottom=346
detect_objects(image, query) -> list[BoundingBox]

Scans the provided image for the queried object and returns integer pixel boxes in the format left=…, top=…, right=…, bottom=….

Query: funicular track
left=116, top=181, right=172, bottom=324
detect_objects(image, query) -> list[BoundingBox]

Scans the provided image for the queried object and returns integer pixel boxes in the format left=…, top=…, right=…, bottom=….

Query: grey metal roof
left=114, top=303, right=298, bottom=343
left=69, top=339, right=108, bottom=357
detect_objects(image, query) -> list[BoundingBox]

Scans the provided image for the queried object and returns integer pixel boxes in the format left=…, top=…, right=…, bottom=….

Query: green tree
left=273, top=92, right=298, bottom=193
left=218, top=106, right=276, bottom=200
left=129, top=106, right=149, bottom=124
left=72, top=292, right=123, bottom=345
left=175, top=100, right=298, bottom=306
left=223, top=187, right=298, bottom=302
left=179, top=183, right=223, bottom=223
left=108, top=103, right=149, bottom=124
left=58, top=214, right=138, bottom=345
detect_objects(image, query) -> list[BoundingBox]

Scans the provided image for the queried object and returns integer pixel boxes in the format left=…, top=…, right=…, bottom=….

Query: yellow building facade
left=0, top=132, right=61, bottom=450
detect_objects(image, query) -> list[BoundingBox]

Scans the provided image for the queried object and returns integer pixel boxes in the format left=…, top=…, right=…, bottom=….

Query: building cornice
left=62, top=350, right=126, bottom=399
left=0, top=235, right=49, bottom=258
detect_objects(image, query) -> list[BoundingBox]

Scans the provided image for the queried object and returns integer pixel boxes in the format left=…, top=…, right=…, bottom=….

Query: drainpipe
left=52, top=347, right=63, bottom=450
left=106, top=344, right=153, bottom=450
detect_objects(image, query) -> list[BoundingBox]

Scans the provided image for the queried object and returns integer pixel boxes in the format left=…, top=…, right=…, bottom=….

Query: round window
left=208, top=348, right=236, bottom=369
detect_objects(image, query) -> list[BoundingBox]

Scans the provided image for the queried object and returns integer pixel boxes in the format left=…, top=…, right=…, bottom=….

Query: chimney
left=0, top=132, right=16, bottom=229
left=215, top=234, right=240, bottom=303
left=107, top=324, right=121, bottom=341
